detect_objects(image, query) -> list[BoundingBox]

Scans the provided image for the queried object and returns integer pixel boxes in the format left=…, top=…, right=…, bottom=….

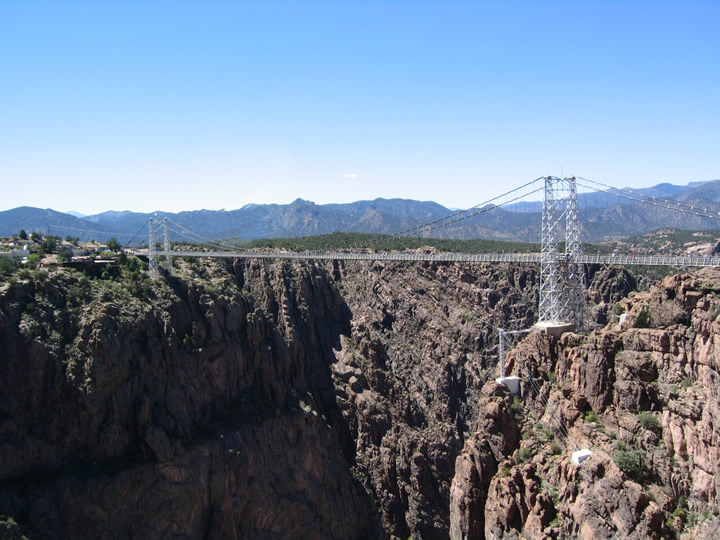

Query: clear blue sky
left=1, top=0, right=718, bottom=214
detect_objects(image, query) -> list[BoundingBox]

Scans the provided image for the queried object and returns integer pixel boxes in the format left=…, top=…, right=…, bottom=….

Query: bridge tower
left=538, top=176, right=585, bottom=328
left=148, top=217, right=172, bottom=279
left=148, top=217, right=159, bottom=279
left=163, top=217, right=172, bottom=276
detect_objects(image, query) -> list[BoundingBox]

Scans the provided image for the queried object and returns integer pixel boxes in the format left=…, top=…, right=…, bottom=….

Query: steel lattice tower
left=148, top=217, right=173, bottom=279
left=163, top=217, right=172, bottom=276
left=539, top=176, right=585, bottom=327
left=148, top=217, right=159, bottom=279
left=563, top=177, right=585, bottom=327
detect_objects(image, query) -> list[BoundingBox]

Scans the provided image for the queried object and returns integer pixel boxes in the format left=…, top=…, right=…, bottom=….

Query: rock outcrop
left=465, top=267, right=720, bottom=539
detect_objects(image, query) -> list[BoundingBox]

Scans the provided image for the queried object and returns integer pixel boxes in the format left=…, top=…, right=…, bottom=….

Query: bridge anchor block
left=572, top=448, right=593, bottom=465
left=496, top=376, right=521, bottom=395
left=534, top=321, right=575, bottom=338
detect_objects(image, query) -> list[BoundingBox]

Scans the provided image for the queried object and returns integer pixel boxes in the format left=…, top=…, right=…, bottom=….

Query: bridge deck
left=140, top=249, right=720, bottom=268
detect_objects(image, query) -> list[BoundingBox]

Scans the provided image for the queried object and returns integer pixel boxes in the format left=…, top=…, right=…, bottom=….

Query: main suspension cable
left=390, top=176, right=545, bottom=238
left=577, top=177, right=720, bottom=222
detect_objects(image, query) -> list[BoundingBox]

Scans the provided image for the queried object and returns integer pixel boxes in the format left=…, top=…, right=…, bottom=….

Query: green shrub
left=634, top=307, right=651, bottom=328
left=612, top=302, right=626, bottom=316
left=107, top=237, right=121, bottom=252
left=0, top=514, right=28, bottom=540
left=692, top=510, right=713, bottom=524
left=613, top=449, right=648, bottom=482
left=0, top=257, right=18, bottom=277
left=541, top=480, right=560, bottom=504
left=672, top=506, right=687, bottom=522
left=41, top=236, right=58, bottom=254
left=584, top=410, right=600, bottom=424
left=516, top=447, right=532, bottom=463
left=509, top=396, right=524, bottom=416
left=26, top=254, right=42, bottom=268
left=56, top=246, right=73, bottom=263
left=637, top=411, right=662, bottom=436
left=535, top=423, right=555, bottom=442
left=671, top=495, right=688, bottom=522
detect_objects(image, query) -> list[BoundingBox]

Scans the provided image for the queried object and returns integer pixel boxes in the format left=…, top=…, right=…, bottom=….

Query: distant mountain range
left=2, top=179, right=720, bottom=245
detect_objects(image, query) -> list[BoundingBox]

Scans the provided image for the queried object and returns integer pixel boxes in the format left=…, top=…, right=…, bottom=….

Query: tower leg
left=149, top=217, right=159, bottom=279
left=163, top=217, right=172, bottom=276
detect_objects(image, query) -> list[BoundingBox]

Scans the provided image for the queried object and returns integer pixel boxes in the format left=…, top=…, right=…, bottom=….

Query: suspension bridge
left=46, top=174, right=720, bottom=327
left=132, top=175, right=720, bottom=329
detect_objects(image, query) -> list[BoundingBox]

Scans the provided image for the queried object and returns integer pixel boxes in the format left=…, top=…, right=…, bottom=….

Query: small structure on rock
left=571, top=448, right=593, bottom=465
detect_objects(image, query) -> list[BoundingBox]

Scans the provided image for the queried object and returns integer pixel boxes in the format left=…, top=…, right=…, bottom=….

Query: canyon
left=1, top=256, right=719, bottom=539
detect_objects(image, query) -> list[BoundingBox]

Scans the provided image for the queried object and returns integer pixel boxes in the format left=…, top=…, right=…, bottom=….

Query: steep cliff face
left=2, top=258, right=718, bottom=539
left=454, top=268, right=720, bottom=539
left=325, top=260, right=538, bottom=538
left=0, top=260, right=379, bottom=539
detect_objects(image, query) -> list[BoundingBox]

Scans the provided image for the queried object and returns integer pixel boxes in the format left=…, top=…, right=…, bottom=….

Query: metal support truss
left=539, top=176, right=585, bottom=327
left=148, top=216, right=173, bottom=279
left=563, top=177, right=585, bottom=327
left=148, top=217, right=159, bottom=279
left=163, top=217, right=172, bottom=276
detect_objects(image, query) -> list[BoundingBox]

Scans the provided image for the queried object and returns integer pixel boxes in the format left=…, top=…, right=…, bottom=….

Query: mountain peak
left=290, top=198, right=314, bottom=205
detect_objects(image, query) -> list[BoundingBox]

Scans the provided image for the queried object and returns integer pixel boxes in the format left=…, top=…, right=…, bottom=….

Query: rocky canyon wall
left=0, top=259, right=379, bottom=539
left=1, top=258, right=719, bottom=539
left=454, top=268, right=720, bottom=539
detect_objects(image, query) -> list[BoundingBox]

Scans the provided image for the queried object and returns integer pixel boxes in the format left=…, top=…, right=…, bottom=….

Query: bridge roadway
left=141, top=249, right=720, bottom=268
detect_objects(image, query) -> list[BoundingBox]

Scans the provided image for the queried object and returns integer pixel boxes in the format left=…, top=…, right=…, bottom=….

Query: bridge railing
left=137, top=248, right=720, bottom=268
left=576, top=254, right=720, bottom=267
